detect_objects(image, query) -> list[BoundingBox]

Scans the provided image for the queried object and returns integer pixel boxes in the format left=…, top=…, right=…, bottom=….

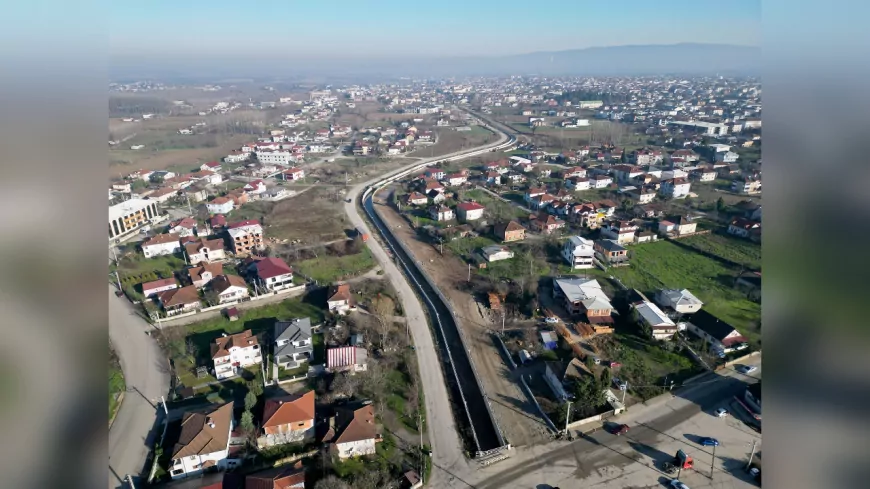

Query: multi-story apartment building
left=562, top=236, right=595, bottom=269
left=227, top=220, right=264, bottom=255
left=109, top=198, right=160, bottom=239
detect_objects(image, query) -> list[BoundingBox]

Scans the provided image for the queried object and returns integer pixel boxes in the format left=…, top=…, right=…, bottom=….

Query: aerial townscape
left=109, top=6, right=762, bottom=489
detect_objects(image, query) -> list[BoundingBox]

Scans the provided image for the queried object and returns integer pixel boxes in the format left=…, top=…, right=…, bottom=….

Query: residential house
left=210, top=274, right=249, bottom=304
left=187, top=262, right=223, bottom=289
left=551, top=277, right=614, bottom=324
left=428, top=205, right=454, bottom=222
left=158, top=285, right=201, bottom=316
left=631, top=295, right=678, bottom=340
left=330, top=403, right=379, bottom=459
left=591, top=175, right=613, bottom=188
left=209, top=214, right=227, bottom=231
left=530, top=212, right=566, bottom=235
left=484, top=171, right=502, bottom=185
left=200, top=161, right=222, bottom=172
left=562, top=236, right=595, bottom=269
left=274, top=318, right=313, bottom=370
left=659, top=178, right=691, bottom=199
left=326, top=346, right=368, bottom=373
left=658, top=215, right=697, bottom=236
left=404, top=192, right=429, bottom=206
left=190, top=171, right=223, bottom=186
left=480, top=245, right=514, bottom=263
left=523, top=186, right=546, bottom=204
left=632, top=149, right=664, bottom=165
left=612, top=164, right=644, bottom=183
left=503, top=171, right=526, bottom=184
left=149, top=187, right=180, bottom=204
left=690, top=168, right=717, bottom=182
left=207, top=197, right=235, bottom=215
left=565, top=176, right=591, bottom=191
left=728, top=217, right=761, bottom=239
left=142, top=233, right=182, bottom=258
left=327, top=283, right=355, bottom=314
left=244, top=464, right=306, bottom=489
left=141, top=278, right=178, bottom=298
left=562, top=166, right=586, bottom=179
left=671, top=149, right=699, bottom=163
left=184, top=186, right=209, bottom=203
left=627, top=185, right=657, bottom=204
left=422, top=178, right=445, bottom=195
left=185, top=238, right=226, bottom=265
left=732, top=176, right=762, bottom=194
left=248, top=257, right=294, bottom=292
left=715, top=151, right=740, bottom=163
left=655, top=288, right=704, bottom=315
left=211, top=330, right=262, bottom=380
left=456, top=201, right=485, bottom=222
left=685, top=309, right=748, bottom=354
left=423, top=168, right=445, bottom=180
left=494, top=220, right=525, bottom=242
left=259, top=390, right=316, bottom=447
left=446, top=172, right=468, bottom=186
left=633, top=203, right=666, bottom=218
left=168, top=402, right=238, bottom=479
left=283, top=167, right=305, bottom=181
left=594, top=239, right=629, bottom=264
left=244, top=180, right=267, bottom=194
left=600, top=221, right=638, bottom=245
left=634, top=229, right=657, bottom=244
left=227, top=220, right=264, bottom=255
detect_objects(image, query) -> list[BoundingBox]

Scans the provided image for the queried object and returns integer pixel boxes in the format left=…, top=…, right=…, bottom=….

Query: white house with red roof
left=244, top=180, right=267, bottom=194
left=446, top=172, right=467, bottom=186
left=211, top=330, right=262, bottom=380
left=456, top=201, right=485, bottom=222
left=248, top=257, right=294, bottom=292
left=200, top=161, right=222, bottom=172
left=141, top=278, right=179, bottom=298
left=423, top=168, right=445, bottom=180
left=168, top=217, right=198, bottom=237
left=283, top=167, right=305, bottom=181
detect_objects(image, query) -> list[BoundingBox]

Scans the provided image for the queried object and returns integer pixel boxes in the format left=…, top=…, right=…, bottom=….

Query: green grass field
left=678, top=232, right=761, bottom=269
left=294, top=248, right=375, bottom=283
left=610, top=240, right=761, bottom=344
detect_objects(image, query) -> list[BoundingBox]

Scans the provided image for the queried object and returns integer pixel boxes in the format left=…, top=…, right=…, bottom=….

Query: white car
left=670, top=479, right=690, bottom=489
left=714, top=408, right=728, bottom=418
left=738, top=365, right=758, bottom=374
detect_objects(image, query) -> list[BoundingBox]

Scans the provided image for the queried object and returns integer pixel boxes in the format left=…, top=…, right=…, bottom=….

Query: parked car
left=700, top=437, right=720, bottom=447
left=612, top=377, right=627, bottom=390
left=737, top=365, right=757, bottom=374
left=714, top=408, right=728, bottom=418
left=610, top=424, right=629, bottom=436
left=608, top=361, right=622, bottom=368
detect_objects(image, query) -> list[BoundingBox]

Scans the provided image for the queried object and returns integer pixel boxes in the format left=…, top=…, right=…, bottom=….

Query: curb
left=109, top=391, right=125, bottom=429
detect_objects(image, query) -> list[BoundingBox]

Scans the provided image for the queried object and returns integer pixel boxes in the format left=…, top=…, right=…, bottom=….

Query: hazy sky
left=110, top=0, right=760, bottom=59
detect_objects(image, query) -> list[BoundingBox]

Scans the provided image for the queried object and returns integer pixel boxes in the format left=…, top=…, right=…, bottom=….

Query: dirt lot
left=334, top=102, right=430, bottom=129
left=408, top=127, right=497, bottom=158
left=372, top=189, right=553, bottom=448
left=305, top=156, right=421, bottom=186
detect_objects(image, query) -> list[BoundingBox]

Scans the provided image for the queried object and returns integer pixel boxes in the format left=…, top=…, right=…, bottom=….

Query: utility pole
left=419, top=412, right=425, bottom=484
left=160, top=396, right=169, bottom=415
left=746, top=439, right=758, bottom=470
left=114, top=270, right=122, bottom=291
left=467, top=262, right=471, bottom=282
left=710, top=443, right=717, bottom=479
left=564, top=400, right=573, bottom=434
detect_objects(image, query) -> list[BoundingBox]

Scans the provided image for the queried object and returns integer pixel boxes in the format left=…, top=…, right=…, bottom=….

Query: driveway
left=108, top=286, right=170, bottom=489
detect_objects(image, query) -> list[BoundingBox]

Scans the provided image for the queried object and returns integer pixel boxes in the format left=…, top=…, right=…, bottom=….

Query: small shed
left=540, top=331, right=558, bottom=350
left=225, top=307, right=239, bottom=321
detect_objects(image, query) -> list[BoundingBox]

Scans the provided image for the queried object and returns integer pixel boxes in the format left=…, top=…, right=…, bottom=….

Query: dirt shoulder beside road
left=372, top=189, right=552, bottom=449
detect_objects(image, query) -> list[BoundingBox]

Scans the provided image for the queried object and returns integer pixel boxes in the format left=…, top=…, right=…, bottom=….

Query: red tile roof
left=456, top=202, right=485, bottom=211
left=227, top=219, right=261, bottom=229
left=255, top=257, right=293, bottom=279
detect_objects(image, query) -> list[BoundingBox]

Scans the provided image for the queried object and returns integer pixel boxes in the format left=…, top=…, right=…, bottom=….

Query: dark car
left=612, top=424, right=629, bottom=436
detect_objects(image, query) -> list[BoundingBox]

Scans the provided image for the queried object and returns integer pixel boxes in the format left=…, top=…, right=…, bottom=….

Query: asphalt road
left=108, top=286, right=170, bottom=489
left=342, top=117, right=511, bottom=485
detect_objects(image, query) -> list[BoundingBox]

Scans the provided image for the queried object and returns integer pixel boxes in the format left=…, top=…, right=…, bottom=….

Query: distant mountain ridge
left=110, top=43, right=761, bottom=81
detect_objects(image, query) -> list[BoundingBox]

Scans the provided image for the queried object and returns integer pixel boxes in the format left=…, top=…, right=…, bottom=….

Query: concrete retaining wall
left=518, top=375, right=558, bottom=433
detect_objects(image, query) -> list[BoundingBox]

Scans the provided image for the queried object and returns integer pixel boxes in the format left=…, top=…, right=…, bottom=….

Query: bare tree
left=314, top=475, right=351, bottom=489
left=372, top=295, right=396, bottom=350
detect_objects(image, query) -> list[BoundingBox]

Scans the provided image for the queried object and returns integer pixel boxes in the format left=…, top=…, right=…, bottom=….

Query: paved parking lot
left=468, top=358, right=761, bottom=489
